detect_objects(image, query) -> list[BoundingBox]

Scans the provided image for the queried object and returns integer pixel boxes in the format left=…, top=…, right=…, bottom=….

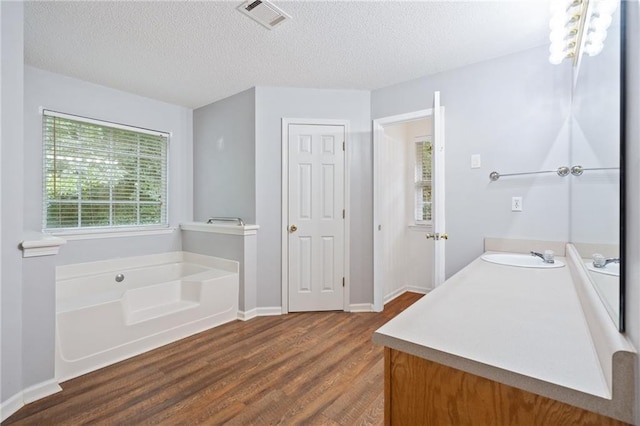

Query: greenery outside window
left=43, top=111, right=169, bottom=232
left=414, top=139, right=432, bottom=224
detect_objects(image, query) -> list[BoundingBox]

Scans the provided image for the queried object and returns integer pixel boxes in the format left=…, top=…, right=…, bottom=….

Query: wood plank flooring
left=4, top=292, right=423, bottom=425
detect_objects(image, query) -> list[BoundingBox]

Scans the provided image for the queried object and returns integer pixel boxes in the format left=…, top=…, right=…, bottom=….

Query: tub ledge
left=181, top=221, right=259, bottom=236
left=20, top=232, right=66, bottom=258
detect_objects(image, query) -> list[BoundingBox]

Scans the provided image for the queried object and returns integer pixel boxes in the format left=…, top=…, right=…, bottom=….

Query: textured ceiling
left=24, top=1, right=550, bottom=109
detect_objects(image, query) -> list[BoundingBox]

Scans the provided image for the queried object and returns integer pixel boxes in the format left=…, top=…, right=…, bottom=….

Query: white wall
left=255, top=87, right=371, bottom=306
left=624, top=2, right=640, bottom=424
left=10, top=66, right=193, bottom=397
left=1, top=0, right=25, bottom=407
left=372, top=45, right=573, bottom=278
left=380, top=123, right=411, bottom=298
left=380, top=120, right=432, bottom=300
left=403, top=120, right=434, bottom=291
left=193, top=88, right=256, bottom=223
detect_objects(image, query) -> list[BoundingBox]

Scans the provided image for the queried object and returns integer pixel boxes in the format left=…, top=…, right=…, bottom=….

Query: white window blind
left=414, top=139, right=432, bottom=223
left=43, top=111, right=169, bottom=231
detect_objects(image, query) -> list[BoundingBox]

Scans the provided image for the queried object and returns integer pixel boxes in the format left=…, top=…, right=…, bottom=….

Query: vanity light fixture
left=548, top=0, right=618, bottom=65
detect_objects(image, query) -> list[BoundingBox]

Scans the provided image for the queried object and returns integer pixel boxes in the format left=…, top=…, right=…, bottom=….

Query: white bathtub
left=55, top=251, right=239, bottom=381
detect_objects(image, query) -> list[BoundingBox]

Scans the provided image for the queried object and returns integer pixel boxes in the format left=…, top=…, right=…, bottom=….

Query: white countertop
left=373, top=245, right=639, bottom=425
left=375, top=253, right=610, bottom=398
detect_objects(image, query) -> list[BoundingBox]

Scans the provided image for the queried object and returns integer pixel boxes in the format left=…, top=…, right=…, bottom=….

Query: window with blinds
left=414, top=139, right=432, bottom=223
left=43, top=111, right=169, bottom=232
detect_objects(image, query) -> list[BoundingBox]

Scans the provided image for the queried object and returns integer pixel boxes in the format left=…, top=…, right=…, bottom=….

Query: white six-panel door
left=287, top=124, right=345, bottom=312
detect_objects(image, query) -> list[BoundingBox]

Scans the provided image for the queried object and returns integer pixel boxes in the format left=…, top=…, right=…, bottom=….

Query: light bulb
left=566, top=0, right=584, bottom=17
left=594, top=0, right=618, bottom=16
left=549, top=29, right=566, bottom=43
left=549, top=51, right=567, bottom=64
left=549, top=13, right=568, bottom=30
left=549, top=0, right=573, bottom=15
left=590, top=13, right=613, bottom=31
left=584, top=41, right=604, bottom=56
left=587, top=29, right=607, bottom=44
left=549, top=42, right=566, bottom=55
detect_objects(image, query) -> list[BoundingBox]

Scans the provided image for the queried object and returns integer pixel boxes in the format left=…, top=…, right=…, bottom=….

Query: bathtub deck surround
left=180, top=221, right=259, bottom=236
left=55, top=251, right=239, bottom=382
left=180, top=222, right=263, bottom=319
left=373, top=241, right=636, bottom=423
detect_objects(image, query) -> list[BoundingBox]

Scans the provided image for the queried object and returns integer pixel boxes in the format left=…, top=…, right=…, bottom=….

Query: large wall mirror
left=570, top=2, right=625, bottom=331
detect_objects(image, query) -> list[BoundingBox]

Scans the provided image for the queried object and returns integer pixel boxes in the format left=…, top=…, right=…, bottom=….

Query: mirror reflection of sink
left=481, top=253, right=565, bottom=268
left=585, top=261, right=620, bottom=277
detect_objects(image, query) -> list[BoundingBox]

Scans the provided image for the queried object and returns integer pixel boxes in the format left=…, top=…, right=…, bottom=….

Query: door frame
left=281, top=118, right=351, bottom=314
left=372, top=109, right=434, bottom=312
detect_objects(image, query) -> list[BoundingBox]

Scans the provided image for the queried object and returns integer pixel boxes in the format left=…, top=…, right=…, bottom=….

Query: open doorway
left=372, top=94, right=446, bottom=311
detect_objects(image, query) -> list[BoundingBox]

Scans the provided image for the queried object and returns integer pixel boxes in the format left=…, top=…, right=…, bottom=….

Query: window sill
left=408, top=223, right=433, bottom=232
left=21, top=233, right=67, bottom=258
left=49, top=227, right=176, bottom=241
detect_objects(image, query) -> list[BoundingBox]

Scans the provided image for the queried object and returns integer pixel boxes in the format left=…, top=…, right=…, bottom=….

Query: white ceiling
left=24, top=1, right=551, bottom=109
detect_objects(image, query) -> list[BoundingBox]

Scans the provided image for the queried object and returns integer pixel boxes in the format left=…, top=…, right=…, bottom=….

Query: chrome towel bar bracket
left=206, top=217, right=245, bottom=226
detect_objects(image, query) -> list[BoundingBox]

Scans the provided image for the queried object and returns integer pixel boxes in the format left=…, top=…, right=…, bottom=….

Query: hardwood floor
left=4, top=292, right=423, bottom=425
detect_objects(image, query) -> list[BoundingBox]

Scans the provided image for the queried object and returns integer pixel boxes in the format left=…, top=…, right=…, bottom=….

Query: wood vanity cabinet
left=384, top=348, right=629, bottom=426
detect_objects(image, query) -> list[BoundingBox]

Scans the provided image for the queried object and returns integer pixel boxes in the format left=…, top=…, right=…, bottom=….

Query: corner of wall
left=1, top=0, right=25, bottom=410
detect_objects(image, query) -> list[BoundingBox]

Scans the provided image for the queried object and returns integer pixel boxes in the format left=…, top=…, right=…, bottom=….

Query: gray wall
left=570, top=10, right=621, bottom=246
left=1, top=0, right=25, bottom=405
left=193, top=88, right=256, bottom=223
left=372, top=46, right=572, bottom=278
left=23, top=66, right=194, bottom=234
left=625, top=2, right=640, bottom=424
left=255, top=87, right=372, bottom=306
left=6, top=66, right=194, bottom=395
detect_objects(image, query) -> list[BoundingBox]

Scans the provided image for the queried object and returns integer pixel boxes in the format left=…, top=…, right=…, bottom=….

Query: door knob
left=289, top=225, right=298, bottom=233
left=426, top=233, right=448, bottom=240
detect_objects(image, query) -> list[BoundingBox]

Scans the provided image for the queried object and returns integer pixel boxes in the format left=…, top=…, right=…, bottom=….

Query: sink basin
left=481, top=253, right=565, bottom=268
left=585, top=261, right=620, bottom=277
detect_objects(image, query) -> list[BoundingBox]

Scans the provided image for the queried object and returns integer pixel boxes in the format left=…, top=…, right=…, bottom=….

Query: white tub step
left=127, top=300, right=199, bottom=324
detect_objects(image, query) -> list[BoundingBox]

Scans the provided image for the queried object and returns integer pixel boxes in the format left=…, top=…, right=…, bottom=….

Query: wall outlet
left=512, top=196, right=523, bottom=212
left=471, top=154, right=481, bottom=169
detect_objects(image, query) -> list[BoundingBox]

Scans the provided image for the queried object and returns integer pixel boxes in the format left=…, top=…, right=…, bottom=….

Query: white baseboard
left=256, top=307, right=282, bottom=316
left=1, top=391, right=24, bottom=422
left=240, top=305, right=381, bottom=316
left=237, top=307, right=283, bottom=321
left=237, top=309, right=257, bottom=321
left=349, top=303, right=374, bottom=312
left=383, top=287, right=407, bottom=304
left=23, top=379, right=62, bottom=404
left=384, top=286, right=430, bottom=305
left=405, top=286, right=430, bottom=295
left=1, top=379, right=63, bottom=422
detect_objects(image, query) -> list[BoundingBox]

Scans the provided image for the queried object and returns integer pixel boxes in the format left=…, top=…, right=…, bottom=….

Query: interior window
left=42, top=111, right=169, bottom=232
left=414, top=139, right=432, bottom=224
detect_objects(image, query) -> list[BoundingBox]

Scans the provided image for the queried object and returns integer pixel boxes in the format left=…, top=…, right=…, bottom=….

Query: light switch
left=471, top=154, right=481, bottom=169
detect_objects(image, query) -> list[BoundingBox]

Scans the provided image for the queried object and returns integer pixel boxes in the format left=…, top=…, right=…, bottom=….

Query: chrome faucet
left=593, top=255, right=620, bottom=268
left=530, top=251, right=555, bottom=264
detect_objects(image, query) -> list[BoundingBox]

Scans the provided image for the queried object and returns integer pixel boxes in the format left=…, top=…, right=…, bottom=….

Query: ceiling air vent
left=237, top=0, right=290, bottom=30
